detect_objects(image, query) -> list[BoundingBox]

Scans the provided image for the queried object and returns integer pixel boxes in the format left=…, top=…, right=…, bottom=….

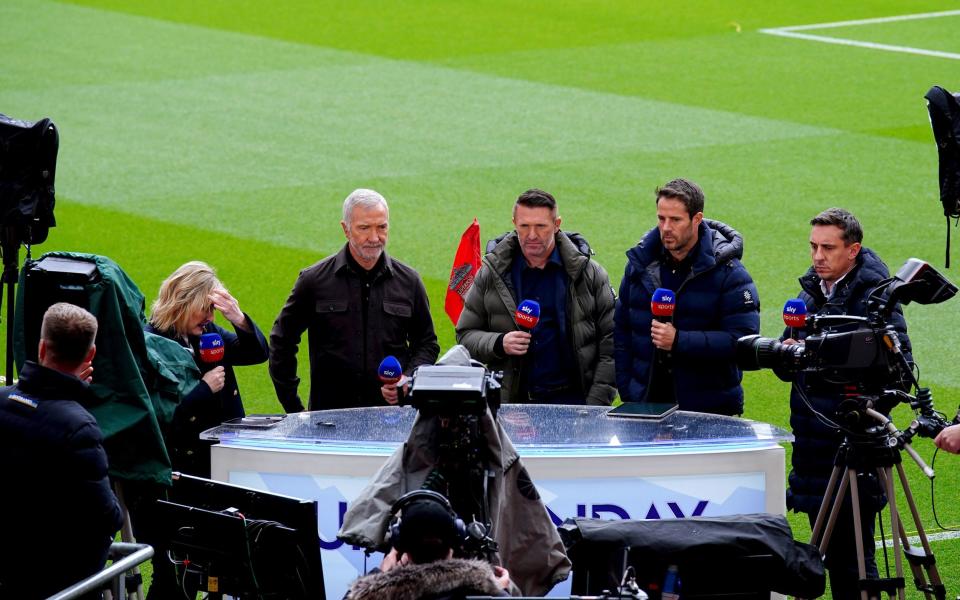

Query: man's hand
left=650, top=320, right=676, bottom=350
left=210, top=288, right=250, bottom=332
left=381, top=375, right=409, bottom=405
left=202, top=366, right=226, bottom=393
left=503, top=331, right=532, bottom=356
left=79, top=361, right=94, bottom=383
left=935, top=424, right=960, bottom=454
left=379, top=548, right=400, bottom=572
left=492, top=565, right=511, bottom=589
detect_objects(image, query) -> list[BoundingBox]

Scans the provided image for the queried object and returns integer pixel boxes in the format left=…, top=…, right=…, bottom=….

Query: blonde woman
left=147, top=261, right=268, bottom=477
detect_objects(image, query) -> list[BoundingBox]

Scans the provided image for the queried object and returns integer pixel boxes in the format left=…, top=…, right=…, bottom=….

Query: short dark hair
left=40, top=303, right=97, bottom=365
left=515, top=188, right=557, bottom=213
left=398, top=500, right=459, bottom=564
left=655, top=178, right=705, bottom=218
left=810, top=207, right=863, bottom=244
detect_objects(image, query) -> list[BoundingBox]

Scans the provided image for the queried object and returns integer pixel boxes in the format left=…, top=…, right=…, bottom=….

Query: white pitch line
left=759, top=28, right=960, bottom=61
left=875, top=529, right=960, bottom=549
left=771, top=9, right=960, bottom=32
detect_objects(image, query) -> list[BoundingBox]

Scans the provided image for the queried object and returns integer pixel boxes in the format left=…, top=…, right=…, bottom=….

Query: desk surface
left=202, top=405, right=792, bottom=457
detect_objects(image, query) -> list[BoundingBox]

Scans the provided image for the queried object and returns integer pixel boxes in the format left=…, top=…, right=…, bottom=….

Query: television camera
left=397, top=346, right=503, bottom=561
left=737, top=258, right=957, bottom=430
left=739, top=259, right=958, bottom=598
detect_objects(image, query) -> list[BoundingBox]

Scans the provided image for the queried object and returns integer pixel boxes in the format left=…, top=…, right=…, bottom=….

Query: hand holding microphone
left=505, top=299, right=540, bottom=356
left=378, top=355, right=406, bottom=405
left=650, top=288, right=677, bottom=351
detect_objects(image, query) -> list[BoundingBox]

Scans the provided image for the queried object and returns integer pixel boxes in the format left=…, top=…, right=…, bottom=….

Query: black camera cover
left=0, top=113, right=58, bottom=245
left=926, top=86, right=960, bottom=265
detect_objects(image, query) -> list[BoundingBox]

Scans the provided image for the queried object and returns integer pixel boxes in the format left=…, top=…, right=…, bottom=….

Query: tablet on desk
left=223, top=414, right=285, bottom=429
left=607, top=401, right=678, bottom=419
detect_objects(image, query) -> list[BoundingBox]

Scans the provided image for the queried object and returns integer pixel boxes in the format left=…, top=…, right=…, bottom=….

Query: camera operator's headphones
left=386, top=489, right=467, bottom=555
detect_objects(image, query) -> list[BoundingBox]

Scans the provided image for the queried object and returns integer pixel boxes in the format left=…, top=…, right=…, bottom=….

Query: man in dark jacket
left=614, top=178, right=760, bottom=415
left=270, top=189, right=440, bottom=411
left=456, top=189, right=616, bottom=405
left=0, top=303, right=123, bottom=599
left=780, top=208, right=910, bottom=598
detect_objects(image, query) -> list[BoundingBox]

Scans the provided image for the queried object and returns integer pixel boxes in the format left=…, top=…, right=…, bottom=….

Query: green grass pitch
left=3, top=0, right=960, bottom=595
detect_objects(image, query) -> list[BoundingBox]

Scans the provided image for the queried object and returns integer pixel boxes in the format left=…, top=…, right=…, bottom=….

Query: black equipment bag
left=925, top=86, right=960, bottom=267
left=0, top=113, right=58, bottom=245
left=560, top=513, right=825, bottom=599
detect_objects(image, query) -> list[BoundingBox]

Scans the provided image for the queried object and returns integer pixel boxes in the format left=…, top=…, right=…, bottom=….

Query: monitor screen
left=156, top=472, right=325, bottom=600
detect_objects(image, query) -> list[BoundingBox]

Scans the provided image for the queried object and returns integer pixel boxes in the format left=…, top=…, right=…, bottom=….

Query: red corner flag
left=445, top=218, right=481, bottom=325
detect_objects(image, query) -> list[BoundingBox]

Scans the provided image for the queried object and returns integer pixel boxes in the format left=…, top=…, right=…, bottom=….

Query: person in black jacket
left=614, top=178, right=760, bottom=415
left=0, top=303, right=123, bottom=599
left=780, top=208, right=911, bottom=598
left=147, top=261, right=269, bottom=478
left=269, top=188, right=440, bottom=412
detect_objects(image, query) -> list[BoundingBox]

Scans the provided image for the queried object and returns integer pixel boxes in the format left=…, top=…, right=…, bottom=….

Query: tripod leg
left=811, top=462, right=846, bottom=547
left=847, top=469, right=871, bottom=600
left=876, top=467, right=906, bottom=600
left=892, top=463, right=945, bottom=599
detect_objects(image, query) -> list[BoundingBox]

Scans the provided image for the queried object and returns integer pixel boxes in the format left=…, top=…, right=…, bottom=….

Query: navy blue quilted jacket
left=613, top=220, right=760, bottom=415
left=783, top=247, right=910, bottom=514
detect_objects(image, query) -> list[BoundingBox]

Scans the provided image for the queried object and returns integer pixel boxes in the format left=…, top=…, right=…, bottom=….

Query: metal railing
left=47, top=542, right=154, bottom=600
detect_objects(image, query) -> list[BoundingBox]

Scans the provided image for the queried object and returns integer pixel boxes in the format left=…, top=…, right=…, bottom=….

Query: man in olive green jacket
left=455, top=189, right=616, bottom=405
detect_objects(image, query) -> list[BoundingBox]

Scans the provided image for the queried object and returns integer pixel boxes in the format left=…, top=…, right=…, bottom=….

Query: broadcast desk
left=203, top=405, right=792, bottom=598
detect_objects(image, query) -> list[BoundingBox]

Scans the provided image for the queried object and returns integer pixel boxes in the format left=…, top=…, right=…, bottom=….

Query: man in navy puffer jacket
left=613, top=178, right=760, bottom=415
left=779, top=208, right=910, bottom=598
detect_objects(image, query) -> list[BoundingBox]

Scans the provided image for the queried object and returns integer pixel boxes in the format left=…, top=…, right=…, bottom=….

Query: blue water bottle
left=662, top=564, right=681, bottom=600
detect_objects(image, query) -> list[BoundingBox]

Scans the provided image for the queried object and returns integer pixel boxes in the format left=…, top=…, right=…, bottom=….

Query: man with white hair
left=270, top=189, right=439, bottom=411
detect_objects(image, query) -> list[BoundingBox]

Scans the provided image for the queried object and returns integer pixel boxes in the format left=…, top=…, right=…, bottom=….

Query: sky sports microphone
left=378, top=355, right=403, bottom=385
left=515, top=299, right=541, bottom=331
left=782, top=298, right=807, bottom=338
left=199, top=332, right=225, bottom=363
left=651, top=288, right=676, bottom=322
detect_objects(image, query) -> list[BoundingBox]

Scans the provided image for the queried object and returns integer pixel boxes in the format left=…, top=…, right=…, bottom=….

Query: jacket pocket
left=316, top=301, right=348, bottom=314
left=383, top=301, right=412, bottom=318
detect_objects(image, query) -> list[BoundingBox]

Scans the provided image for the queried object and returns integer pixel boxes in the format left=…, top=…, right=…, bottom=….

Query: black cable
left=929, top=448, right=960, bottom=532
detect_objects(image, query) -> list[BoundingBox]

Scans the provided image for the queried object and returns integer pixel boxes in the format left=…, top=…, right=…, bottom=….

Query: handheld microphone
left=651, top=288, right=676, bottom=323
left=782, top=299, right=807, bottom=337
left=378, top=356, right=403, bottom=385
left=515, top=299, right=541, bottom=331
left=198, top=332, right=225, bottom=363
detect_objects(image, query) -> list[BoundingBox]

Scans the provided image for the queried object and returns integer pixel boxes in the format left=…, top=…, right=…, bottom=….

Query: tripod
left=806, top=404, right=944, bottom=600
left=0, top=225, right=27, bottom=385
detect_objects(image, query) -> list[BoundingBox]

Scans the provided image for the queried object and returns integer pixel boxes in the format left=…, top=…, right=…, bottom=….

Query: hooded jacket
left=782, top=247, right=910, bottom=514
left=613, top=219, right=760, bottom=415
left=455, top=231, right=616, bottom=405
left=337, top=407, right=572, bottom=596
left=346, top=559, right=505, bottom=600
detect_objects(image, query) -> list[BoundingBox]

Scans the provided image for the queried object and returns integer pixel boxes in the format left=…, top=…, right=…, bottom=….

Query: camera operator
left=345, top=493, right=512, bottom=600
left=780, top=208, right=911, bottom=597
left=935, top=424, right=960, bottom=453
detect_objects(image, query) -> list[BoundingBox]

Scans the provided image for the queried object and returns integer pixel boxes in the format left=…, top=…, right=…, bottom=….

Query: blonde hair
left=150, top=261, right=225, bottom=336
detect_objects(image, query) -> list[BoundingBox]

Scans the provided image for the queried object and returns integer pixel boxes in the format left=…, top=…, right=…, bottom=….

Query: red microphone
left=515, top=299, right=541, bottom=331
left=651, top=288, right=676, bottom=322
left=378, top=356, right=403, bottom=385
left=782, top=299, right=807, bottom=329
left=199, top=332, right=225, bottom=363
